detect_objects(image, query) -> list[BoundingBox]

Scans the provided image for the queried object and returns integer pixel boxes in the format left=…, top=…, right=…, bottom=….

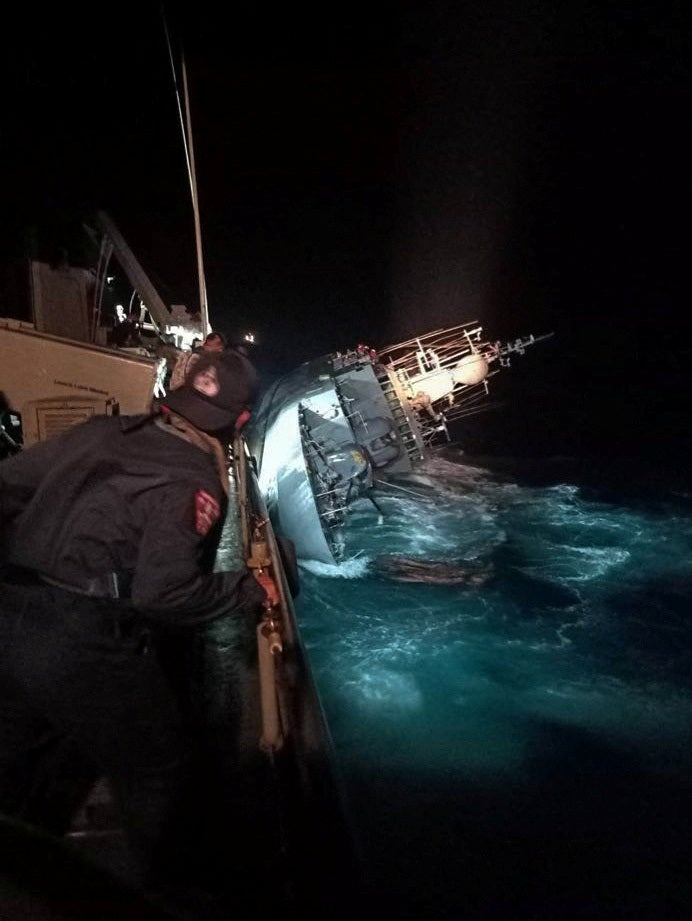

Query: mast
left=182, top=56, right=210, bottom=337
left=163, top=12, right=210, bottom=336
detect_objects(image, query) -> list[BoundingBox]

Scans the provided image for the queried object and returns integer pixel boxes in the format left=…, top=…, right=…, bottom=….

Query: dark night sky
left=2, top=2, right=690, bottom=463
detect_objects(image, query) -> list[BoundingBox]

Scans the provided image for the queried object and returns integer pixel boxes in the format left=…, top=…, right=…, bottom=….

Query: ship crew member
left=0, top=350, right=277, bottom=899
left=169, top=330, right=227, bottom=391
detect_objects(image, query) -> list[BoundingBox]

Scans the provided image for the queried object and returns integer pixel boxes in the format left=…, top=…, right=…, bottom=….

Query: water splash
left=296, top=449, right=692, bottom=777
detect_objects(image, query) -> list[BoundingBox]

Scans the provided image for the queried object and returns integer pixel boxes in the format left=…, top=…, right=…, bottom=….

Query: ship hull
left=247, top=353, right=417, bottom=564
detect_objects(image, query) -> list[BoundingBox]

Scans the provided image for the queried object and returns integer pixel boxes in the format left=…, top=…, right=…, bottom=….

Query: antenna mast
left=163, top=12, right=210, bottom=336
left=182, top=56, right=210, bottom=336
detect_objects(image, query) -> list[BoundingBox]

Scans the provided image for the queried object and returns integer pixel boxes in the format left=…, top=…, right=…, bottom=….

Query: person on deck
left=169, top=330, right=227, bottom=391
left=0, top=349, right=277, bottom=906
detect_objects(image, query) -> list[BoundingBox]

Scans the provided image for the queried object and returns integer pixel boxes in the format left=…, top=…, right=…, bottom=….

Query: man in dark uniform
left=0, top=349, right=277, bottom=902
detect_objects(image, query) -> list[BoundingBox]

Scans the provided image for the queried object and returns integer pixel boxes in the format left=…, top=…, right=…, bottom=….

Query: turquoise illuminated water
left=295, top=448, right=692, bottom=920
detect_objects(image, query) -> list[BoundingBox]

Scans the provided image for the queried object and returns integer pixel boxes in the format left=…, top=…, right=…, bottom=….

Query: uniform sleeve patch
left=194, top=489, right=221, bottom=536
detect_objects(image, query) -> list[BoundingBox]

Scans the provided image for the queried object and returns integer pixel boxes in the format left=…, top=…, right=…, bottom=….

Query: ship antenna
left=162, top=9, right=210, bottom=336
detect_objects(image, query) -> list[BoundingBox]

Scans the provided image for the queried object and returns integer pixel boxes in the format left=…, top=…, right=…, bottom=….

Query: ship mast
left=163, top=15, right=210, bottom=336
left=181, top=56, right=210, bottom=336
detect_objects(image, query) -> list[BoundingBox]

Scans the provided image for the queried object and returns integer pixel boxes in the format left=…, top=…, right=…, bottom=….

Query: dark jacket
left=0, top=414, right=265, bottom=624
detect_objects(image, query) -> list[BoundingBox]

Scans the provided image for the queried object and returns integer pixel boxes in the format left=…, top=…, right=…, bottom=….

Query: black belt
left=2, top=567, right=148, bottom=647
left=39, top=571, right=134, bottom=600
left=3, top=566, right=133, bottom=600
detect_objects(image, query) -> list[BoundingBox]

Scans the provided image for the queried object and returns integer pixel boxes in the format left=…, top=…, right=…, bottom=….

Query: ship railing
left=331, top=350, right=369, bottom=374
left=419, top=419, right=451, bottom=446
left=430, top=381, right=491, bottom=416
left=386, top=338, right=499, bottom=384
left=412, top=382, right=499, bottom=446
left=385, top=336, right=479, bottom=372
left=321, top=505, right=350, bottom=518
left=380, top=328, right=553, bottom=380
left=376, top=322, right=482, bottom=361
left=313, top=487, right=345, bottom=500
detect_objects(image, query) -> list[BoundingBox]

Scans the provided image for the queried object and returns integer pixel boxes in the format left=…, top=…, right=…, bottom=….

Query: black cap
left=162, top=351, right=258, bottom=433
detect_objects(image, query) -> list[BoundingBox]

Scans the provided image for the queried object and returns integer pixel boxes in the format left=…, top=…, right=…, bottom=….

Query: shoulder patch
left=194, top=489, right=221, bottom=536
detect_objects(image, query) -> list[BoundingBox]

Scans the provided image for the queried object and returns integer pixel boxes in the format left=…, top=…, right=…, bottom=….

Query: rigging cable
left=161, top=9, right=210, bottom=335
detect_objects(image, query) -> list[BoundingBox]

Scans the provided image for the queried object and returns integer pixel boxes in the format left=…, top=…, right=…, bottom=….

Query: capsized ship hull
left=247, top=323, right=552, bottom=565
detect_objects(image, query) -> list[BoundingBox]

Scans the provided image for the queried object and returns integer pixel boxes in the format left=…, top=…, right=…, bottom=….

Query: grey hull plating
left=247, top=354, right=415, bottom=564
